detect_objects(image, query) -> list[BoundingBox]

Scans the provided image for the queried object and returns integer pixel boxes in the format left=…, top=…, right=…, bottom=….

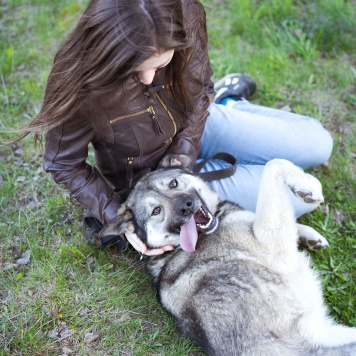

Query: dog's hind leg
left=253, top=159, right=323, bottom=259
left=297, top=223, right=328, bottom=250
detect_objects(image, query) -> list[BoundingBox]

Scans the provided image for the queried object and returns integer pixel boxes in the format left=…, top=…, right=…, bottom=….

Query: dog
left=100, top=159, right=356, bottom=355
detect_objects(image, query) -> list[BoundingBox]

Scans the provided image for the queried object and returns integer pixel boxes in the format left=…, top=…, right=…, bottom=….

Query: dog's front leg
left=253, top=159, right=323, bottom=260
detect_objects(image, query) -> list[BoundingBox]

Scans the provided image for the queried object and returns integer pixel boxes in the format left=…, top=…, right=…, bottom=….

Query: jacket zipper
left=154, top=92, right=177, bottom=139
left=118, top=98, right=177, bottom=188
left=147, top=106, right=164, bottom=134
left=110, top=106, right=163, bottom=135
left=126, top=157, right=134, bottom=188
left=110, top=108, right=148, bottom=124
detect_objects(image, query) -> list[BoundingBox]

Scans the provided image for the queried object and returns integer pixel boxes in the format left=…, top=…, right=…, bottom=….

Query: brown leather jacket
left=43, top=0, right=215, bottom=224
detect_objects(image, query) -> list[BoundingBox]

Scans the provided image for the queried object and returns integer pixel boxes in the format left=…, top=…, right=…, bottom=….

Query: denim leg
left=199, top=101, right=333, bottom=168
left=198, top=102, right=333, bottom=217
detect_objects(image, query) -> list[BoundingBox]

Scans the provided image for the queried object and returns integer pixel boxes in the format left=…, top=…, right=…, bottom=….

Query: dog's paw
left=298, top=235, right=329, bottom=250
left=297, top=224, right=329, bottom=251
left=290, top=174, right=324, bottom=205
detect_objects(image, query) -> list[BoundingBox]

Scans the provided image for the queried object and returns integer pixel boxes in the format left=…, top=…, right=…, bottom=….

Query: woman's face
left=136, top=49, right=174, bottom=85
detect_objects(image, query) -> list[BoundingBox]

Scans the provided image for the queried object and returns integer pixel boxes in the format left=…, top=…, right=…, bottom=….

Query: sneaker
left=214, top=74, right=257, bottom=104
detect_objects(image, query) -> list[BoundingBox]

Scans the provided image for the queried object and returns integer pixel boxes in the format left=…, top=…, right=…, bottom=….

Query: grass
left=1, top=0, right=355, bottom=354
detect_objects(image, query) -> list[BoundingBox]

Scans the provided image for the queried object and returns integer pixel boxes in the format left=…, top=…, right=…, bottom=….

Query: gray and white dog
left=101, top=159, right=356, bottom=355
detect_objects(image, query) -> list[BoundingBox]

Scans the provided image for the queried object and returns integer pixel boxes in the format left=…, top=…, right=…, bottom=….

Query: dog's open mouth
left=194, top=206, right=217, bottom=233
left=180, top=205, right=218, bottom=253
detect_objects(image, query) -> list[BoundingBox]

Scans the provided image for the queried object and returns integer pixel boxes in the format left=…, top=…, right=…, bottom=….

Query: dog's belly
left=155, top=216, right=325, bottom=353
left=159, top=256, right=300, bottom=353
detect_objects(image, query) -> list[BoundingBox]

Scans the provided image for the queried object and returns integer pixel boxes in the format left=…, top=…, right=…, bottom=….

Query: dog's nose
left=179, top=198, right=195, bottom=216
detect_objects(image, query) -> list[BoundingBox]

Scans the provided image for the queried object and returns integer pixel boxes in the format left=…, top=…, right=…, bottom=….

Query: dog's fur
left=101, top=159, right=356, bottom=355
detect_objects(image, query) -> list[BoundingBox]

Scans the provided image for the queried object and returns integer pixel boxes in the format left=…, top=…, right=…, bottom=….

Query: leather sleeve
left=166, top=0, right=215, bottom=167
left=43, top=108, right=121, bottom=225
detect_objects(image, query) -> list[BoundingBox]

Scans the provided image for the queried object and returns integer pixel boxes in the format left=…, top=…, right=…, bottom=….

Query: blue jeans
left=198, top=101, right=333, bottom=218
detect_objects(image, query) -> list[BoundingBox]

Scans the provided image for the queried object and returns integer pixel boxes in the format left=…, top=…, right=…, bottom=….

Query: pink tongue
left=179, top=216, right=198, bottom=253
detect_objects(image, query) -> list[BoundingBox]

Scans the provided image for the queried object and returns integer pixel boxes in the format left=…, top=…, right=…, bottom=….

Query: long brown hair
left=14, top=0, right=203, bottom=143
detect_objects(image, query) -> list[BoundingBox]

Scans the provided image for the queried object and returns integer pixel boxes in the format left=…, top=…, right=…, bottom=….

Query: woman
left=18, top=0, right=332, bottom=254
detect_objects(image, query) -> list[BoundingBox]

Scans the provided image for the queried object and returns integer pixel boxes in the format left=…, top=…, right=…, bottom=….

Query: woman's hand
left=125, top=231, right=175, bottom=256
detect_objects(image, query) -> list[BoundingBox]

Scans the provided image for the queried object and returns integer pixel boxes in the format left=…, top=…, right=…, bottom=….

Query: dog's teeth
left=199, top=207, right=206, bottom=217
left=197, top=213, right=213, bottom=229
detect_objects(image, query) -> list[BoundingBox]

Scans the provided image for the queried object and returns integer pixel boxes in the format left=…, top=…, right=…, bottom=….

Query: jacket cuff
left=102, top=196, right=122, bottom=225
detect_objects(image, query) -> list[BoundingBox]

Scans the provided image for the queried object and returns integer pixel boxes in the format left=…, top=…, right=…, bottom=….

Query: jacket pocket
left=110, top=106, right=164, bottom=135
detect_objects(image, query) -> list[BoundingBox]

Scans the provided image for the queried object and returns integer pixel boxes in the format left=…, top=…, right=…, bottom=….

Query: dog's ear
left=99, top=203, right=135, bottom=238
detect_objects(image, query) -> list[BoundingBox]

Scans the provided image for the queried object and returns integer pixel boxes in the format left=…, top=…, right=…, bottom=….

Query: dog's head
left=100, top=168, right=220, bottom=252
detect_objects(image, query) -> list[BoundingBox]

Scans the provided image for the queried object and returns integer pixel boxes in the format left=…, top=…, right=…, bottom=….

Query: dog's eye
left=169, top=179, right=178, bottom=188
left=152, top=207, right=161, bottom=215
